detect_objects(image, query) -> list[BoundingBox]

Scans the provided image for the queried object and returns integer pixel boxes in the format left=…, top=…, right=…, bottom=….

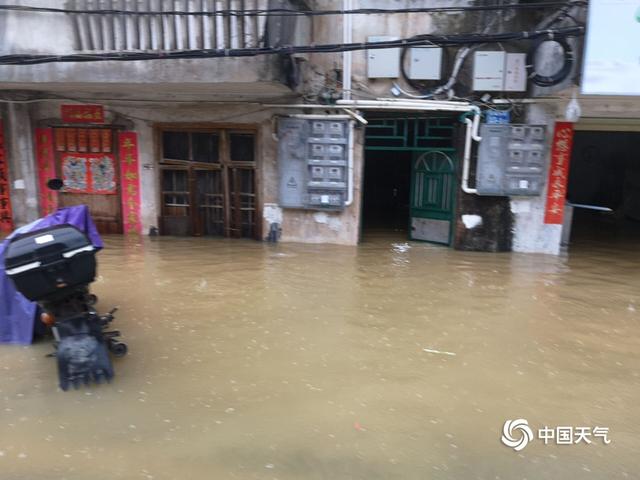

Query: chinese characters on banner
left=118, top=132, right=142, bottom=235
left=35, top=128, right=59, bottom=216
left=544, top=122, right=575, bottom=224
left=60, top=104, right=105, bottom=124
left=0, top=121, right=13, bottom=233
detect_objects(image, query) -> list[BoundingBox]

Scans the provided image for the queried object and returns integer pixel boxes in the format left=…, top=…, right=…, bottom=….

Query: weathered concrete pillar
left=5, top=103, right=39, bottom=226
left=453, top=125, right=513, bottom=253
left=132, top=119, right=159, bottom=235
left=510, top=103, right=562, bottom=254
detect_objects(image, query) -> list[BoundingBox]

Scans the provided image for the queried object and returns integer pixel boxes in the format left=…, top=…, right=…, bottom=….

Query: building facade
left=0, top=0, right=637, bottom=255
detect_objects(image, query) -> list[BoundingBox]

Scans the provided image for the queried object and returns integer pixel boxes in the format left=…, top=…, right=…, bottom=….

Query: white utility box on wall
left=408, top=47, right=442, bottom=80
left=472, top=51, right=506, bottom=91
left=504, top=53, right=527, bottom=92
left=473, top=51, right=527, bottom=92
left=367, top=36, right=400, bottom=78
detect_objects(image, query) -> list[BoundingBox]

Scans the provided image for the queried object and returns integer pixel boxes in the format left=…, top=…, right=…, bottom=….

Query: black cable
left=0, top=1, right=587, bottom=17
left=526, top=36, right=574, bottom=87
left=0, top=26, right=585, bottom=66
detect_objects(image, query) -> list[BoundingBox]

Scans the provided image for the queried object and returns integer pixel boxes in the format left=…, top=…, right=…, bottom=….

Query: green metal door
left=409, top=151, right=456, bottom=244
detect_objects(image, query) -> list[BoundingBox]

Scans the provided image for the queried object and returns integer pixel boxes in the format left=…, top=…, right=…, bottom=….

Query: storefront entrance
left=158, top=127, right=259, bottom=239
left=565, top=127, right=640, bottom=247
left=362, top=116, right=458, bottom=244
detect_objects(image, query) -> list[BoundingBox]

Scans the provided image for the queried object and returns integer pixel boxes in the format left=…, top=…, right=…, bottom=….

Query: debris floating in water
left=422, top=348, right=457, bottom=356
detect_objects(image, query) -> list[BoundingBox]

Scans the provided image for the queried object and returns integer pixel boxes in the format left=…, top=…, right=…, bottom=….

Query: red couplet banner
left=0, top=121, right=13, bottom=233
left=544, top=122, right=575, bottom=224
left=118, top=132, right=142, bottom=235
left=34, top=128, right=59, bottom=216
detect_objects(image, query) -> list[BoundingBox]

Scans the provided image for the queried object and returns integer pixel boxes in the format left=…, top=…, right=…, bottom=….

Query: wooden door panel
left=158, top=128, right=258, bottom=239
left=59, top=192, right=122, bottom=234
left=54, top=127, right=121, bottom=235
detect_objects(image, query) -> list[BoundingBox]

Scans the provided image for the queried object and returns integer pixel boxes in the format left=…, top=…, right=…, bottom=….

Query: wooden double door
left=159, top=127, right=259, bottom=239
left=53, top=127, right=122, bottom=234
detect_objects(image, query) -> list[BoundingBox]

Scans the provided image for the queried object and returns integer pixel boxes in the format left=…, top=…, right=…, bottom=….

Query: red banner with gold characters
left=118, top=132, right=142, bottom=235
left=0, top=120, right=13, bottom=233
left=61, top=104, right=105, bottom=124
left=35, top=128, right=59, bottom=216
left=544, top=122, right=575, bottom=224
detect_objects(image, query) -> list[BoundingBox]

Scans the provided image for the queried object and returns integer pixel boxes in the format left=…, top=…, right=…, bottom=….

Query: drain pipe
left=271, top=99, right=484, bottom=197
left=342, top=0, right=352, bottom=100
left=461, top=107, right=482, bottom=194
left=345, top=120, right=355, bottom=206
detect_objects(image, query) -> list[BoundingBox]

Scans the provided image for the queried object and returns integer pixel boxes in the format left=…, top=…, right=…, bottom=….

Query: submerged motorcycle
left=3, top=180, right=127, bottom=390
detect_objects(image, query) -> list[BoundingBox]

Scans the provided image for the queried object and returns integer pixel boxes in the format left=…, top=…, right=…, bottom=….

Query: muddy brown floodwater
left=0, top=233, right=639, bottom=479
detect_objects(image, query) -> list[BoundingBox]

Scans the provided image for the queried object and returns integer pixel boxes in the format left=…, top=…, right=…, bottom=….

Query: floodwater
left=0, top=230, right=639, bottom=479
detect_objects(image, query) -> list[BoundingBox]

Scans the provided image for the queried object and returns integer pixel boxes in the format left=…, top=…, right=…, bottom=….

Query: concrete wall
left=509, top=104, right=561, bottom=255
left=302, top=0, right=475, bottom=101
left=20, top=99, right=361, bottom=244
left=307, top=1, right=591, bottom=255
left=4, top=0, right=633, bottom=253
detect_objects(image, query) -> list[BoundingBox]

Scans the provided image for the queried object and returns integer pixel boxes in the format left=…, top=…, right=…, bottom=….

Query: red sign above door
left=61, top=104, right=105, bottom=124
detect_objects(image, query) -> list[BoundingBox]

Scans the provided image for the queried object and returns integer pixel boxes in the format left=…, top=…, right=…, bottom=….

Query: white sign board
left=582, top=0, right=640, bottom=95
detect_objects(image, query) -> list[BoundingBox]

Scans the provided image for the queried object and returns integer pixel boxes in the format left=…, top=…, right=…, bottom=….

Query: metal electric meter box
left=476, top=124, right=547, bottom=196
left=472, top=51, right=506, bottom=91
left=278, top=117, right=349, bottom=211
left=367, top=36, right=400, bottom=78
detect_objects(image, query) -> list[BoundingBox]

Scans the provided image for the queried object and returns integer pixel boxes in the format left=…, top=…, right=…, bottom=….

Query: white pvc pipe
left=462, top=108, right=482, bottom=194
left=345, top=120, right=355, bottom=206
left=347, top=104, right=472, bottom=113
left=337, top=99, right=473, bottom=110
left=286, top=114, right=352, bottom=120
left=470, top=106, right=482, bottom=141
left=272, top=100, right=485, bottom=197
left=342, top=108, right=368, bottom=125
left=342, top=0, right=352, bottom=100
left=461, top=118, right=477, bottom=194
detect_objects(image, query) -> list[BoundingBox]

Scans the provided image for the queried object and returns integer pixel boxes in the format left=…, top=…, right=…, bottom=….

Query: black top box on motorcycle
left=3, top=224, right=97, bottom=302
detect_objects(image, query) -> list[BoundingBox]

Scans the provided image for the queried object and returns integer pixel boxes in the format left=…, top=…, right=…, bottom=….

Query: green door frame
left=363, top=116, right=458, bottom=246
left=408, top=150, right=457, bottom=245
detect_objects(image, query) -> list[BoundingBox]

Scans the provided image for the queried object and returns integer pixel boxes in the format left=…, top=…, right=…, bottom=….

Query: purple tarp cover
left=0, top=205, right=103, bottom=345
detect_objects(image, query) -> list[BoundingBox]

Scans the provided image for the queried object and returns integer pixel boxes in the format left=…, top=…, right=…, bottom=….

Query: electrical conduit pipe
left=462, top=107, right=482, bottom=194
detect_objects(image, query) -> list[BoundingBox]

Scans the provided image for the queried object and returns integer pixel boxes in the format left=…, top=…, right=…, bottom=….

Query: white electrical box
left=504, top=53, right=527, bottom=92
left=408, top=47, right=442, bottom=80
left=367, top=36, right=400, bottom=78
left=472, top=51, right=506, bottom=91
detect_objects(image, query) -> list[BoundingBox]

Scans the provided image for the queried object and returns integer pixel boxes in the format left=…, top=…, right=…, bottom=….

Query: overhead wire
left=0, top=25, right=585, bottom=65
left=0, top=2, right=588, bottom=17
